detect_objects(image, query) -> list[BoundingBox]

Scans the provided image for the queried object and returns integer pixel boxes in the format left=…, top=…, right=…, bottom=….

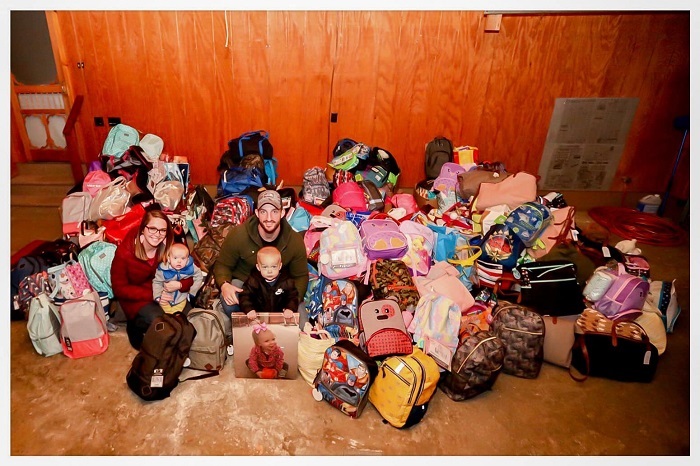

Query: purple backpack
left=595, top=263, right=649, bottom=320
left=359, top=218, right=409, bottom=260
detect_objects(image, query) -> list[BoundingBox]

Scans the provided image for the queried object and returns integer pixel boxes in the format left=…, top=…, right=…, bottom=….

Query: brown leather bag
left=456, top=168, right=509, bottom=200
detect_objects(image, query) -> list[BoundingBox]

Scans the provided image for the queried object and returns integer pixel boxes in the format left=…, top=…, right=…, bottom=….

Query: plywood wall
left=48, top=10, right=689, bottom=192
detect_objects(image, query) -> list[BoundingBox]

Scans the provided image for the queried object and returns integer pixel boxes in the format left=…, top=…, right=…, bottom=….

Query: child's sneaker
left=106, top=321, right=119, bottom=332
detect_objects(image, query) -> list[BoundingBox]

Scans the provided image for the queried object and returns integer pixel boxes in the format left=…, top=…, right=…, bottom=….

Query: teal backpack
left=102, top=124, right=140, bottom=158
left=78, top=241, right=117, bottom=298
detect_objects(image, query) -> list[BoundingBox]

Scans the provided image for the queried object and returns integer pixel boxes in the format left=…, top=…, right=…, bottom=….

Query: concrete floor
left=7, top=205, right=692, bottom=456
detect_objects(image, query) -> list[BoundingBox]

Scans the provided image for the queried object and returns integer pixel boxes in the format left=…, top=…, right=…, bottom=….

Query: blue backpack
left=217, top=166, right=264, bottom=198
left=479, top=223, right=524, bottom=271
left=78, top=241, right=117, bottom=298
left=504, top=202, right=552, bottom=248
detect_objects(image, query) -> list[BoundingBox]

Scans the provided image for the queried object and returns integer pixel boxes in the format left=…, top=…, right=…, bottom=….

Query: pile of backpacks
left=10, top=126, right=683, bottom=424
left=290, top=135, right=681, bottom=427
left=10, top=122, right=211, bottom=362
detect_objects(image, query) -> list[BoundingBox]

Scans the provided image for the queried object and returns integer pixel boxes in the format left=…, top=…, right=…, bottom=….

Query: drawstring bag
left=297, top=324, right=334, bottom=386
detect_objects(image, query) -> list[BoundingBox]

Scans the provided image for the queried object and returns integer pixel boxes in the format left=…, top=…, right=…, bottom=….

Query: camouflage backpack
left=369, top=259, right=421, bottom=312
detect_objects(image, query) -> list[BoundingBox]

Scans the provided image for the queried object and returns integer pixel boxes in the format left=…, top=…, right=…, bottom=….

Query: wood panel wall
left=43, top=10, right=688, bottom=193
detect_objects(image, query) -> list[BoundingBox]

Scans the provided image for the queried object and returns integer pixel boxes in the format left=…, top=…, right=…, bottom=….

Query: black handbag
left=570, top=308, right=659, bottom=383
left=514, top=260, right=585, bottom=316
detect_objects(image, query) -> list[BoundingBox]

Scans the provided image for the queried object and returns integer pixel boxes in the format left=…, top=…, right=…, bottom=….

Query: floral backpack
left=48, top=261, right=93, bottom=301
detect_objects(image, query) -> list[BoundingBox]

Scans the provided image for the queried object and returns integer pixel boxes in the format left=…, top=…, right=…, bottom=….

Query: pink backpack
left=59, top=290, right=109, bottom=359
left=82, top=170, right=112, bottom=197
left=594, top=263, right=649, bottom=320
left=414, top=261, right=475, bottom=312
left=388, top=193, right=419, bottom=215
left=318, top=218, right=368, bottom=280
left=433, top=162, right=467, bottom=194
left=359, top=218, right=408, bottom=260
left=332, top=181, right=367, bottom=211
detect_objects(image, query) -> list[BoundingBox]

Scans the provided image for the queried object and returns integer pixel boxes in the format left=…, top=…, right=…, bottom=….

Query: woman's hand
left=163, top=281, right=182, bottom=292
left=221, top=282, right=243, bottom=306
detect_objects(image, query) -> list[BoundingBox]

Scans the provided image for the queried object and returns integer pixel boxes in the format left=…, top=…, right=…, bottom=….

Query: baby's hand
left=283, top=309, right=294, bottom=319
left=246, top=310, right=258, bottom=321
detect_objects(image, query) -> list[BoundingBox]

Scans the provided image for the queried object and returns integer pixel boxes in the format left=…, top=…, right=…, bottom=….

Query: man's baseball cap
left=256, top=190, right=282, bottom=209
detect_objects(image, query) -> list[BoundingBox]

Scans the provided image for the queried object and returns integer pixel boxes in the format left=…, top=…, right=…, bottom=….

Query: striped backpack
left=78, top=241, right=117, bottom=299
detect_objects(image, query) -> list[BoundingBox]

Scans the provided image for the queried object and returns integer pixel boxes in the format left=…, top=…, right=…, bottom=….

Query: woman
left=111, top=208, right=194, bottom=349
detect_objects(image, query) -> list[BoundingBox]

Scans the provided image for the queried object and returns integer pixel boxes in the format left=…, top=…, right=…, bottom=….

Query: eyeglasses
left=144, top=226, right=168, bottom=235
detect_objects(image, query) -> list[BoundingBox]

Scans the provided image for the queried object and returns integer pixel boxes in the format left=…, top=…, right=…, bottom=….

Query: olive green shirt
left=212, top=215, right=309, bottom=299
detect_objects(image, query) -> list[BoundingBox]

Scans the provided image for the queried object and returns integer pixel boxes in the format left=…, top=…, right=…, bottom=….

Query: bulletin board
left=538, top=98, right=639, bottom=191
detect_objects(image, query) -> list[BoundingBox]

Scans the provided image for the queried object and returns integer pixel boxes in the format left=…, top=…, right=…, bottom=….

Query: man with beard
left=213, top=190, right=308, bottom=324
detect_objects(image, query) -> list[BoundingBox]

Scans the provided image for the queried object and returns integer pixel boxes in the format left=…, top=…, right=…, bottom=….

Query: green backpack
left=102, top=123, right=139, bottom=158
left=78, top=241, right=117, bottom=298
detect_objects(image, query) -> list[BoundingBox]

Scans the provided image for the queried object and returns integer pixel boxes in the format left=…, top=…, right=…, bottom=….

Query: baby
left=153, top=242, right=204, bottom=313
left=246, top=322, right=286, bottom=379
left=239, top=246, right=299, bottom=322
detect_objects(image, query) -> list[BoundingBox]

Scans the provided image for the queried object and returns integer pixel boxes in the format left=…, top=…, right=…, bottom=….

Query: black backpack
left=126, top=313, right=197, bottom=401
left=332, top=138, right=358, bottom=159
left=425, top=136, right=453, bottom=179
left=438, top=329, right=505, bottom=401
left=217, top=130, right=274, bottom=173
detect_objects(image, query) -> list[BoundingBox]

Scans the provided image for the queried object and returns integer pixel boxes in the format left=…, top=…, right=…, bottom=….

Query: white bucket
left=637, top=194, right=661, bottom=214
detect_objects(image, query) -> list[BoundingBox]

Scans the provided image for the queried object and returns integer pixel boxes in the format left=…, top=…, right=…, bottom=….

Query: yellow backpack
left=368, top=346, right=440, bottom=428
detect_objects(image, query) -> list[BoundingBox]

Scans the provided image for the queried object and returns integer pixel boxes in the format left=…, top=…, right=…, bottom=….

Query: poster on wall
left=538, top=98, right=639, bottom=191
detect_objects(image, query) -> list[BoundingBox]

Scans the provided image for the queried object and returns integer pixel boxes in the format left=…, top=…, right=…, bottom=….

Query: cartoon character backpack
left=312, top=339, right=379, bottom=418
left=399, top=220, right=435, bottom=276
left=318, top=218, right=368, bottom=280
left=319, top=278, right=360, bottom=343
left=358, top=299, right=413, bottom=359
left=479, top=223, right=525, bottom=271
left=359, top=217, right=409, bottom=260
left=432, top=162, right=467, bottom=194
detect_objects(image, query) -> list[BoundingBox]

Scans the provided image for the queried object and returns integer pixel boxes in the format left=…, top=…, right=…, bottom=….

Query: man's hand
left=246, top=310, right=258, bottom=321
left=221, top=282, right=243, bottom=306
left=163, top=281, right=181, bottom=292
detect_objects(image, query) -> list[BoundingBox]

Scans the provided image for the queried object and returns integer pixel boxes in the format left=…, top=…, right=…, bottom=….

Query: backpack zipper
left=457, top=336, right=498, bottom=373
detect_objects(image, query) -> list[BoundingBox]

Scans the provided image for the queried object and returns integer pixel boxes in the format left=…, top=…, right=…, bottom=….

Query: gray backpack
left=27, top=293, right=63, bottom=357
left=187, top=308, right=230, bottom=372
left=302, top=166, right=331, bottom=206
left=425, top=136, right=454, bottom=179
